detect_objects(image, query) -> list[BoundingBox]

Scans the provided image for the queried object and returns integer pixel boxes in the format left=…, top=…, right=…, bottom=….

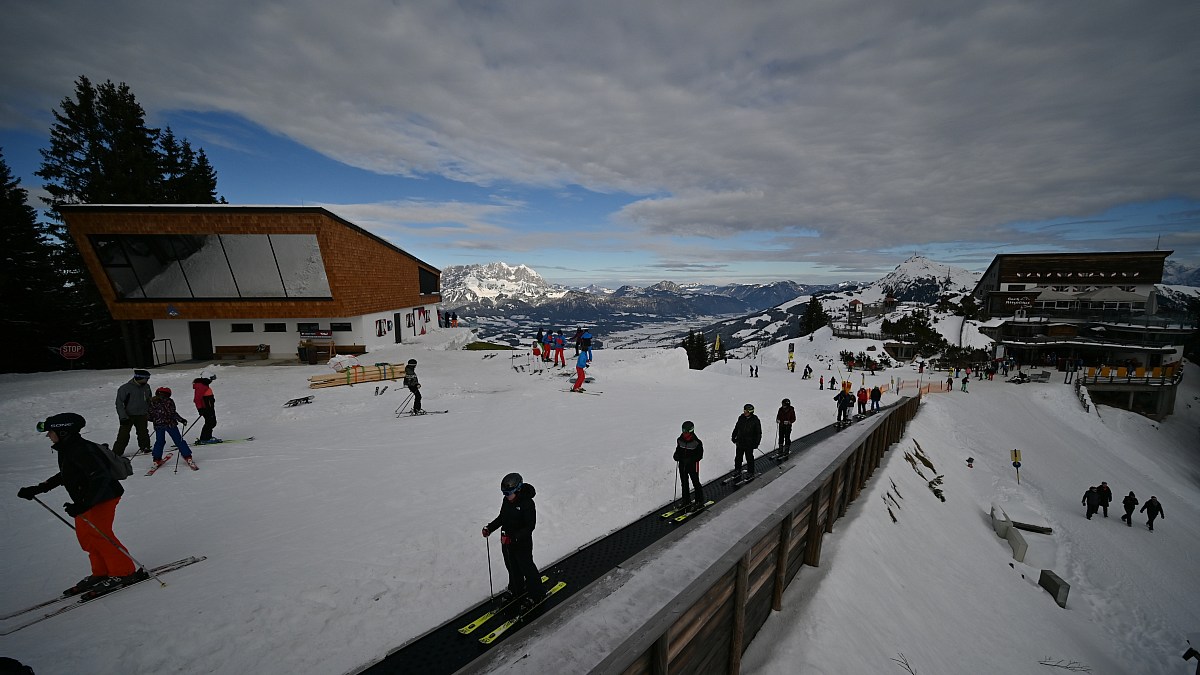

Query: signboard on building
left=299, top=330, right=333, bottom=339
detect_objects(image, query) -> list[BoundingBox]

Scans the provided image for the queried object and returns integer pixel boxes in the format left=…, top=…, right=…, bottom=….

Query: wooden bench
left=334, top=344, right=368, bottom=356
left=213, top=345, right=271, bottom=360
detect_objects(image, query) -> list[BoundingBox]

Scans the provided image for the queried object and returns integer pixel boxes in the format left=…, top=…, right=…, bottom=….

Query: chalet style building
left=62, top=205, right=442, bottom=364
left=971, top=250, right=1194, bottom=419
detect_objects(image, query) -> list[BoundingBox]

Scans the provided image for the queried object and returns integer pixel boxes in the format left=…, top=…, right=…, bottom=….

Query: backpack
left=93, top=441, right=134, bottom=481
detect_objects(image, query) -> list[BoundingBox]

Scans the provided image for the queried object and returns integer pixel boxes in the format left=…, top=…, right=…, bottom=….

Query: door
left=393, top=313, right=403, bottom=344
left=188, top=321, right=213, bottom=360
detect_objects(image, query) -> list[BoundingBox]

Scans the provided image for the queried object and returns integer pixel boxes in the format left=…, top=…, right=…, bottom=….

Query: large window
left=91, top=233, right=332, bottom=300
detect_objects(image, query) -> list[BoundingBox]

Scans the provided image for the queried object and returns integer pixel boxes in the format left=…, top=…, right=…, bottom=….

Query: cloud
left=2, top=0, right=1198, bottom=272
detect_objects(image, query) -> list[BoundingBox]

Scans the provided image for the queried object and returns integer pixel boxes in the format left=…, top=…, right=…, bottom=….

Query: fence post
left=730, top=551, right=751, bottom=674
left=652, top=632, right=669, bottom=674
left=806, top=488, right=826, bottom=564
left=773, top=512, right=794, bottom=611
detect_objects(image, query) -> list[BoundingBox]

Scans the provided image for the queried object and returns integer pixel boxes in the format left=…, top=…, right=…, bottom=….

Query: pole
left=174, top=447, right=181, bottom=474
left=485, top=533, right=494, bottom=600
left=394, top=392, right=414, bottom=416
left=32, top=497, right=166, bottom=587
left=673, top=463, right=679, bottom=506
left=181, top=416, right=200, bottom=440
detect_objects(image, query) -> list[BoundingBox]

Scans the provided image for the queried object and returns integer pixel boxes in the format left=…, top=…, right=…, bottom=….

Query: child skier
left=673, top=421, right=705, bottom=510
left=149, top=387, right=196, bottom=470
left=192, top=371, right=220, bottom=444
left=482, top=472, right=545, bottom=607
left=403, top=359, right=423, bottom=414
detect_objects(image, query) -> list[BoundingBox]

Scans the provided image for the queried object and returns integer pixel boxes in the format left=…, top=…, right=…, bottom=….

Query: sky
left=2, top=1, right=1199, bottom=287
left=0, top=324, right=1196, bottom=674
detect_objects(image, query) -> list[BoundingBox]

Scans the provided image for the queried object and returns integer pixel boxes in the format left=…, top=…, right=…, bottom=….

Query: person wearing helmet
left=403, top=359, right=423, bottom=414
left=731, top=404, right=762, bottom=482
left=193, top=371, right=220, bottom=444
left=148, top=387, right=196, bottom=470
left=482, top=473, right=545, bottom=605
left=17, top=413, right=147, bottom=596
left=673, top=421, right=705, bottom=510
left=776, top=399, right=796, bottom=458
left=113, top=369, right=153, bottom=456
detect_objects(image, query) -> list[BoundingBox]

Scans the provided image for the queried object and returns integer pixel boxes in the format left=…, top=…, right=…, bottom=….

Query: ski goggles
left=35, top=421, right=46, bottom=432
left=502, top=483, right=523, bottom=497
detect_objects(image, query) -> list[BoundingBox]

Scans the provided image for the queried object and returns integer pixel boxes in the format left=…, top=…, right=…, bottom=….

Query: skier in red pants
left=572, top=350, right=590, bottom=391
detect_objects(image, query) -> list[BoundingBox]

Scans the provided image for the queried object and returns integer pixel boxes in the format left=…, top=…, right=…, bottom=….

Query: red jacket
left=857, top=388, right=869, bottom=403
left=193, top=379, right=215, bottom=411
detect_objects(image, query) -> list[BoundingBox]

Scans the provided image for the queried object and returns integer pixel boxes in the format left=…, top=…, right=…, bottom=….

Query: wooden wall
left=620, top=396, right=921, bottom=675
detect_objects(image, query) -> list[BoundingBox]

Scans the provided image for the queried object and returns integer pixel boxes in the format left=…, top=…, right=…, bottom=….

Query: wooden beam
left=730, top=551, right=751, bottom=674
left=772, top=512, right=794, bottom=611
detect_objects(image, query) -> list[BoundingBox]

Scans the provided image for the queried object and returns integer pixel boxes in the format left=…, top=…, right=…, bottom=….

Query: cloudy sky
left=2, top=1, right=1198, bottom=286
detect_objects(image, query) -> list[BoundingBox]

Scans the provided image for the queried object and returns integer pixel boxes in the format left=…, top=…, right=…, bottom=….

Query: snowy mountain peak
left=439, top=262, right=565, bottom=305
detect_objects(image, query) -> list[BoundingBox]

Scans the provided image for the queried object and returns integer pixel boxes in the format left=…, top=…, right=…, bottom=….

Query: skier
left=149, top=387, right=196, bottom=470
left=571, top=349, right=590, bottom=392
left=1082, top=486, right=1101, bottom=520
left=1120, top=491, right=1138, bottom=526
left=834, top=388, right=854, bottom=424
left=819, top=375, right=824, bottom=390
left=946, top=375, right=954, bottom=391
left=731, top=404, right=762, bottom=482
left=960, top=376, right=969, bottom=393
left=673, top=421, right=705, bottom=510
left=580, top=331, right=594, bottom=360
left=553, top=330, right=566, bottom=367
left=870, top=385, right=882, bottom=411
left=572, top=328, right=584, bottom=355
left=482, top=473, right=545, bottom=607
left=541, top=331, right=554, bottom=363
left=17, top=413, right=147, bottom=597
left=829, top=376, right=837, bottom=391
left=856, top=387, right=869, bottom=414
left=1139, top=496, right=1164, bottom=531
left=776, top=399, right=795, bottom=458
left=403, top=359, right=422, bottom=414
left=113, top=369, right=152, bottom=456
left=192, top=371, right=220, bottom=444
left=1097, top=481, right=1113, bottom=517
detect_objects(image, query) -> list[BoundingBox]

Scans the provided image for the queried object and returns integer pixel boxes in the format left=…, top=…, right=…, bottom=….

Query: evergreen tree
left=0, top=150, right=67, bottom=372
left=33, top=75, right=223, bottom=369
left=802, top=296, right=831, bottom=335
left=682, top=331, right=709, bottom=370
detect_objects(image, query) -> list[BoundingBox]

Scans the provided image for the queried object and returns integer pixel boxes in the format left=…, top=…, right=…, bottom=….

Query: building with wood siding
left=62, top=205, right=441, bottom=364
left=971, top=250, right=1194, bottom=419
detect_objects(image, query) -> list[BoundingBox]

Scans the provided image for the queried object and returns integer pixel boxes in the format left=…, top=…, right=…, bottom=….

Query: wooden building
left=62, top=205, right=442, bottom=364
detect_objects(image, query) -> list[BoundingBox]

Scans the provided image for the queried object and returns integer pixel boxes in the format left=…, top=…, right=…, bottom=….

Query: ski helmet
left=500, top=472, right=523, bottom=494
left=681, top=421, right=695, bottom=433
left=200, top=370, right=217, bottom=381
left=38, top=412, right=85, bottom=436
left=743, top=403, right=754, bottom=413
left=782, top=398, right=790, bottom=405
left=156, top=387, right=172, bottom=397
left=407, top=359, right=417, bottom=365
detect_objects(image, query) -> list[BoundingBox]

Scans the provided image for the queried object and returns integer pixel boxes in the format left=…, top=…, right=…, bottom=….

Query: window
left=90, top=233, right=332, bottom=300
left=297, top=322, right=320, bottom=333
left=264, top=323, right=287, bottom=333
left=231, top=323, right=254, bottom=333
left=419, top=267, right=440, bottom=295
left=330, top=322, right=352, bottom=332
left=1007, top=284, right=1025, bottom=292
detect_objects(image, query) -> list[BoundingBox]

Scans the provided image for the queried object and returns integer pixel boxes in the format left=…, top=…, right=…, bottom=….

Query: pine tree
left=0, top=150, right=67, bottom=372
left=802, top=296, right=830, bottom=335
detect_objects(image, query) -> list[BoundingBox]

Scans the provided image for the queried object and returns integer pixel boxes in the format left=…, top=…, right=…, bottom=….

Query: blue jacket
left=576, top=351, right=590, bottom=368
left=581, top=332, right=593, bottom=359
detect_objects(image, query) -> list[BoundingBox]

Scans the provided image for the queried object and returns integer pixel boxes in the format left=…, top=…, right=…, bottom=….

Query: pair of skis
left=283, top=396, right=313, bottom=407
left=395, top=409, right=450, bottom=418
left=1, top=556, right=206, bottom=635
left=458, top=578, right=568, bottom=645
left=145, top=453, right=198, bottom=475
left=565, top=389, right=602, bottom=395
left=374, top=386, right=388, bottom=396
left=721, top=471, right=758, bottom=486
left=660, top=500, right=715, bottom=523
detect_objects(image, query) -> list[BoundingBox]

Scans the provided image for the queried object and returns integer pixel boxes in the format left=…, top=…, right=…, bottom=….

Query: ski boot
left=184, top=457, right=199, bottom=471
left=63, top=575, right=104, bottom=597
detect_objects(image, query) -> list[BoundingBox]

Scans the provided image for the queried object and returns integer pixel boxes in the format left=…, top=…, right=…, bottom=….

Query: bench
left=335, top=344, right=368, bottom=356
left=213, top=345, right=271, bottom=360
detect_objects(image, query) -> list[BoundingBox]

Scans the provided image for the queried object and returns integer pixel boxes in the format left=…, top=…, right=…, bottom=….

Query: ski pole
left=394, top=393, right=414, bottom=416
left=174, top=448, right=181, bottom=474
left=181, top=416, right=200, bottom=439
left=673, top=463, right=679, bottom=506
left=485, top=532, right=494, bottom=600
left=32, top=497, right=166, bottom=587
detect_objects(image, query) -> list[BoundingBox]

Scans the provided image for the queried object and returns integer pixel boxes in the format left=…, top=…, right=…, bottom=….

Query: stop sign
left=60, top=342, right=85, bottom=360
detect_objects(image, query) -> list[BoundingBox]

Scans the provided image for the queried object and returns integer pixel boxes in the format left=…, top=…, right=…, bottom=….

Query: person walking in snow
left=960, top=376, right=969, bottom=392
left=571, top=349, right=590, bottom=392
left=403, top=359, right=423, bottom=414
left=1140, top=496, right=1164, bottom=531
left=17, top=413, right=148, bottom=597
left=1082, top=486, right=1101, bottom=520
left=776, top=399, right=795, bottom=457
left=856, top=387, right=869, bottom=414
left=674, top=421, right=705, bottom=510
left=1097, top=481, right=1113, bottom=517
left=482, top=472, right=545, bottom=606
left=552, top=330, right=567, bottom=367
left=834, top=388, right=854, bottom=423
left=1121, top=491, right=1138, bottom=527
left=731, top=404, right=762, bottom=482
left=870, top=385, right=882, bottom=411
left=946, top=374, right=954, bottom=391
left=149, top=387, right=196, bottom=470
left=819, top=375, right=824, bottom=390
left=193, top=371, right=219, bottom=444
left=113, top=369, right=153, bottom=456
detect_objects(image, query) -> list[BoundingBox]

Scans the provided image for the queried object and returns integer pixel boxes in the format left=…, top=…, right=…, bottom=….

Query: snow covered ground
left=0, top=327, right=1197, bottom=674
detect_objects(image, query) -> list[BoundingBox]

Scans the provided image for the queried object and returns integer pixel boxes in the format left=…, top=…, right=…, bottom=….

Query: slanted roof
left=1076, top=287, right=1148, bottom=302
left=1032, top=288, right=1078, bottom=301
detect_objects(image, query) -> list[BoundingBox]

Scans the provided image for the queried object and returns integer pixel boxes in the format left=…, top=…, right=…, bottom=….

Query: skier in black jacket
left=16, top=413, right=146, bottom=597
left=1121, top=491, right=1138, bottom=527
left=834, top=389, right=855, bottom=423
left=731, top=404, right=762, bottom=481
left=482, top=473, right=545, bottom=605
left=674, top=421, right=705, bottom=509
left=1140, top=496, right=1165, bottom=531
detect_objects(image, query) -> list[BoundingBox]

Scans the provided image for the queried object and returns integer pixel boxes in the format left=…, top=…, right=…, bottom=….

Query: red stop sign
left=60, top=342, right=85, bottom=360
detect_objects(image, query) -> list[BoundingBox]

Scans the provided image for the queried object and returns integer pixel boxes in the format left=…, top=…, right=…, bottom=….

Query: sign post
left=1010, top=449, right=1022, bottom=484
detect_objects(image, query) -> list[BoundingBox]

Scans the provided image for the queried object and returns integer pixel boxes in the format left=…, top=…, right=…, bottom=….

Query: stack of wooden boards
left=308, top=363, right=406, bottom=389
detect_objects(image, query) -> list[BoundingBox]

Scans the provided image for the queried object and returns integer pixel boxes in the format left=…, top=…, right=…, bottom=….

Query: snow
left=1, top=328, right=1198, bottom=674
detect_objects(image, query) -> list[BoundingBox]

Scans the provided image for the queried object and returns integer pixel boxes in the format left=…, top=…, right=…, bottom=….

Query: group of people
left=1082, top=482, right=1165, bottom=531
left=15, top=368, right=223, bottom=600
